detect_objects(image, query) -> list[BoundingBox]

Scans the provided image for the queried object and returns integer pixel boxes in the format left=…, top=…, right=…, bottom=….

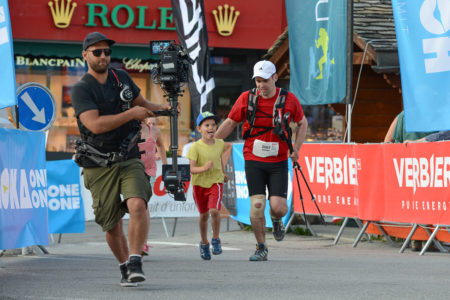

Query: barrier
left=0, top=128, right=49, bottom=250
left=47, top=159, right=85, bottom=234
left=59, top=140, right=450, bottom=255
left=293, top=142, right=450, bottom=253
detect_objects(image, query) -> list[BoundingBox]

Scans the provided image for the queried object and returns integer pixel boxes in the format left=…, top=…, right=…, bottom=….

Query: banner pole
left=346, top=104, right=352, bottom=143
left=345, top=0, right=353, bottom=143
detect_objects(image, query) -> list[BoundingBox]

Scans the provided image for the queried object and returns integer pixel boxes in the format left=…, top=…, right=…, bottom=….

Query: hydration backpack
left=242, top=88, right=288, bottom=139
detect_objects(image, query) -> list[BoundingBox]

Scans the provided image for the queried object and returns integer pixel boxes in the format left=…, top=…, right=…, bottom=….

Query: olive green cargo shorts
left=83, top=158, right=152, bottom=232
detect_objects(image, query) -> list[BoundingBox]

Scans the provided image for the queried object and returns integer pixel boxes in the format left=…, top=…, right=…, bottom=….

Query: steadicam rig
left=150, top=41, right=195, bottom=201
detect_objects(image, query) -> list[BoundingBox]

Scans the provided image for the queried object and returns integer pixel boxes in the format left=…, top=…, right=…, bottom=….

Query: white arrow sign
left=21, top=91, right=46, bottom=124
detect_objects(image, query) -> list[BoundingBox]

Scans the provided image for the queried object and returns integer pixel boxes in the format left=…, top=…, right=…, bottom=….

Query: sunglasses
left=88, top=48, right=112, bottom=57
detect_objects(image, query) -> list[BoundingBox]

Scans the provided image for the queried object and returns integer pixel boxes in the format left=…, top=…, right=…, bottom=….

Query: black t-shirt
left=71, top=68, right=141, bottom=156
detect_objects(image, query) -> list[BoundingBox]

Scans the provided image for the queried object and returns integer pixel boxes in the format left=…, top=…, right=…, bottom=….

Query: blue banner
left=230, top=144, right=292, bottom=227
left=286, top=0, right=347, bottom=105
left=0, top=0, right=17, bottom=109
left=0, top=128, right=49, bottom=250
left=391, top=0, right=450, bottom=132
left=47, top=160, right=85, bottom=234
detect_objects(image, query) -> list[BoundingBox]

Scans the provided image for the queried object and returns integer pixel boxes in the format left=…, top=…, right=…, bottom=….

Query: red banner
left=294, top=142, right=450, bottom=225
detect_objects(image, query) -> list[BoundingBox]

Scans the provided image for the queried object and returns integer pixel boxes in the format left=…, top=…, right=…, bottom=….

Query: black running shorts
left=244, top=160, right=288, bottom=198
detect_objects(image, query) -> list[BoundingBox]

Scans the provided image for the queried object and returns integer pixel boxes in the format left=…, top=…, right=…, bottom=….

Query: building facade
left=9, top=0, right=287, bottom=157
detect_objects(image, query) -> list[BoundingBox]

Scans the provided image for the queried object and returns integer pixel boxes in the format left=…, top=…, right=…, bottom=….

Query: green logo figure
left=315, top=28, right=335, bottom=80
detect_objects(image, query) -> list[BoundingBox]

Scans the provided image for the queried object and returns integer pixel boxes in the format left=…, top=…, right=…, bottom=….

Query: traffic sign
left=11, top=82, right=57, bottom=131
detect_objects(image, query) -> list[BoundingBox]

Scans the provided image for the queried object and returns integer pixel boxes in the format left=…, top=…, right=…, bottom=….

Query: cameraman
left=71, top=32, right=170, bottom=286
left=215, top=60, right=308, bottom=261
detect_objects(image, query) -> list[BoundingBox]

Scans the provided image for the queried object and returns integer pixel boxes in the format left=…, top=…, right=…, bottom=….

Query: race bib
left=252, top=139, right=279, bottom=158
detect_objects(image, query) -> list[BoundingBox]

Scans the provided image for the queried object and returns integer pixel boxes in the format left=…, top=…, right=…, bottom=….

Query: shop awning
left=13, top=41, right=158, bottom=60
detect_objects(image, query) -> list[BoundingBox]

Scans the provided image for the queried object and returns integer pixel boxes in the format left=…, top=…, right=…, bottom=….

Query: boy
left=187, top=112, right=231, bottom=260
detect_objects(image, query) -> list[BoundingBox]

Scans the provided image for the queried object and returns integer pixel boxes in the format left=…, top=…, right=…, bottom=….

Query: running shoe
left=249, top=243, right=268, bottom=261
left=211, top=238, right=222, bottom=255
left=199, top=242, right=211, bottom=260
left=272, top=218, right=286, bottom=241
left=119, top=263, right=138, bottom=287
left=127, top=255, right=146, bottom=283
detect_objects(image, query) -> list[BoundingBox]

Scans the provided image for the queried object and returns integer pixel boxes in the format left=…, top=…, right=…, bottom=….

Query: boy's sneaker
left=142, top=243, right=150, bottom=256
left=119, top=264, right=138, bottom=287
left=249, top=243, right=268, bottom=261
left=199, top=242, right=211, bottom=260
left=272, top=218, right=286, bottom=241
left=211, top=238, right=222, bottom=255
left=127, top=256, right=146, bottom=283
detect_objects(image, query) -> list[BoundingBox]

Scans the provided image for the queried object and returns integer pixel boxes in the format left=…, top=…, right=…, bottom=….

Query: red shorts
left=193, top=183, right=223, bottom=214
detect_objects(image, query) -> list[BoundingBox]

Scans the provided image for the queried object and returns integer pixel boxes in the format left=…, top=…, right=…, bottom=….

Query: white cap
left=252, top=60, right=276, bottom=79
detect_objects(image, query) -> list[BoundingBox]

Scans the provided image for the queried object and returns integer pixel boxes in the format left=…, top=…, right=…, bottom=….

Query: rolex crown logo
left=212, top=4, right=240, bottom=37
left=48, top=0, right=77, bottom=29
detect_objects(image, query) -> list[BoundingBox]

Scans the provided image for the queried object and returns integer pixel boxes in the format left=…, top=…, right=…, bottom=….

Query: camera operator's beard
left=90, top=61, right=109, bottom=74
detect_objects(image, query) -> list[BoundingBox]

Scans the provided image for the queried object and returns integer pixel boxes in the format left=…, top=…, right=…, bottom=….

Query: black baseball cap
left=83, top=32, right=115, bottom=50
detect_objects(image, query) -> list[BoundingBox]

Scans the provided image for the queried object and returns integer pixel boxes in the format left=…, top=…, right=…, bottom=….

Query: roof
left=354, top=0, right=397, bottom=51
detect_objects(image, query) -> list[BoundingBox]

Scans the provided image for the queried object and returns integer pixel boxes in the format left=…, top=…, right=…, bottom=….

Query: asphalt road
left=1, top=218, right=450, bottom=300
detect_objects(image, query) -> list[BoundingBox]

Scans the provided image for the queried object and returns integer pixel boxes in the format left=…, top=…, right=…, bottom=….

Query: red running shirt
left=228, top=87, right=304, bottom=163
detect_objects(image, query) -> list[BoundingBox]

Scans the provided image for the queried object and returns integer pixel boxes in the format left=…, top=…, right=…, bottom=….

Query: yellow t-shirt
left=187, top=138, right=225, bottom=188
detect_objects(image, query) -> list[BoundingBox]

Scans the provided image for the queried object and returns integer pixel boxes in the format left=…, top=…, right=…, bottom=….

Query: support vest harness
left=242, top=88, right=288, bottom=140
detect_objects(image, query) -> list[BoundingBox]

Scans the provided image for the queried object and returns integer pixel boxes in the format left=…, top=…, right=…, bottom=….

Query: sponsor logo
left=235, top=170, right=248, bottom=199
left=393, top=156, right=450, bottom=194
left=0, top=168, right=47, bottom=210
left=0, top=5, right=9, bottom=45
left=420, top=0, right=450, bottom=73
left=314, top=0, right=335, bottom=80
left=304, top=155, right=359, bottom=190
left=16, top=55, right=85, bottom=68
left=212, top=4, right=240, bottom=37
left=47, top=184, right=81, bottom=211
left=48, top=0, right=78, bottom=29
left=315, top=28, right=335, bottom=80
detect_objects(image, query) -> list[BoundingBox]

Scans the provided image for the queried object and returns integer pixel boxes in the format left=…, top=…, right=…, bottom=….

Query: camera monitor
left=150, top=40, right=175, bottom=56
left=162, top=164, right=190, bottom=182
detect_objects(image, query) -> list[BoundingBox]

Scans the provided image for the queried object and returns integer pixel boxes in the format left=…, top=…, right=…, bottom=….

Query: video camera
left=150, top=40, right=195, bottom=201
left=150, top=40, right=194, bottom=94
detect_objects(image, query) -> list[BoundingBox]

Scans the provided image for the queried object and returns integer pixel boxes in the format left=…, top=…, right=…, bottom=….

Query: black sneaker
left=272, top=218, right=286, bottom=241
left=249, top=243, right=268, bottom=261
left=119, top=264, right=138, bottom=287
left=127, top=256, right=146, bottom=283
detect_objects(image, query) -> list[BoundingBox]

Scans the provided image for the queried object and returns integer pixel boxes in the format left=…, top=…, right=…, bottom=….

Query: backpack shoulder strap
left=272, top=88, right=288, bottom=123
left=246, top=88, right=259, bottom=123
left=243, top=88, right=259, bottom=139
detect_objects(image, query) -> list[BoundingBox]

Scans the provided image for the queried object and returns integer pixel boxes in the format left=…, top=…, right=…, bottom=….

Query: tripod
left=287, top=160, right=325, bottom=235
left=274, top=111, right=324, bottom=234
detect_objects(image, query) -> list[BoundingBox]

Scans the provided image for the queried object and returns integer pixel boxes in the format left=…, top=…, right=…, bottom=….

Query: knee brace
left=250, top=194, right=266, bottom=218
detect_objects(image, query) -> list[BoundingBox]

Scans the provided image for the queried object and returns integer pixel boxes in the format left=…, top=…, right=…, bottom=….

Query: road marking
left=149, top=241, right=240, bottom=251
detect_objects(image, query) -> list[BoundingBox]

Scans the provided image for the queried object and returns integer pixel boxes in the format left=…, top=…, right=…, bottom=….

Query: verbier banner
left=286, top=0, right=348, bottom=105
left=0, top=0, right=17, bottom=109
left=391, top=0, right=450, bottom=131
left=171, top=0, right=216, bottom=123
